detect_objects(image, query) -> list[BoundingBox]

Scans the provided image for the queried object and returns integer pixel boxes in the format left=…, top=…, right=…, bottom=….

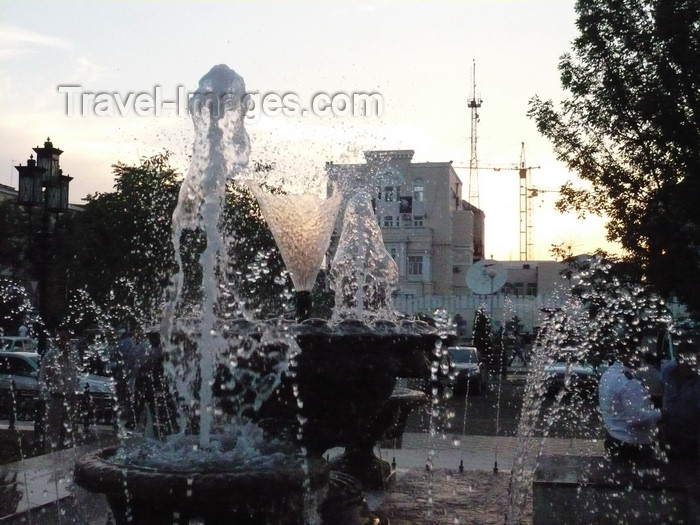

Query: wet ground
left=0, top=425, right=41, bottom=465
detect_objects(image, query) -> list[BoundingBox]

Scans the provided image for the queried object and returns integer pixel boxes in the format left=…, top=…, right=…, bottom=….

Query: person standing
left=111, top=328, right=144, bottom=430
left=133, top=331, right=178, bottom=438
left=38, top=328, right=81, bottom=451
left=660, top=340, right=700, bottom=460
left=598, top=341, right=661, bottom=462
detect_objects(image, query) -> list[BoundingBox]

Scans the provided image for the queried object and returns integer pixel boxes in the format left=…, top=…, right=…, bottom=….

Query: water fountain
left=73, top=64, right=439, bottom=524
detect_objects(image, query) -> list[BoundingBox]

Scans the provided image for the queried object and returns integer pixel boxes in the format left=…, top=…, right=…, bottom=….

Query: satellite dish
left=466, top=259, right=507, bottom=295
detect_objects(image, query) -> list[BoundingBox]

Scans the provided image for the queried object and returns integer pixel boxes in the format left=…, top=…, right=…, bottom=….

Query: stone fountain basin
left=74, top=446, right=330, bottom=525
left=532, top=454, right=694, bottom=524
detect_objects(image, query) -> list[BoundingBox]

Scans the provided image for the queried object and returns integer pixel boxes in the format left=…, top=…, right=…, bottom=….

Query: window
left=399, top=196, right=412, bottom=213
left=413, top=215, right=424, bottom=227
left=0, top=356, right=36, bottom=377
left=413, top=180, right=424, bottom=202
left=383, top=215, right=394, bottom=227
left=388, top=247, right=398, bottom=260
left=383, top=186, right=395, bottom=202
left=408, top=255, right=423, bottom=277
left=527, top=283, right=538, bottom=296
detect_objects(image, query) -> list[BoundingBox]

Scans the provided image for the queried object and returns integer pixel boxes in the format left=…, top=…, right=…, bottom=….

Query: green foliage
left=529, top=0, right=700, bottom=318
left=3, top=151, right=293, bottom=333
left=0, top=201, right=31, bottom=276
left=0, top=198, right=73, bottom=330
left=220, top=180, right=292, bottom=318
left=63, top=152, right=289, bottom=330
left=0, top=200, right=56, bottom=303
left=472, top=308, right=492, bottom=355
left=61, top=288, right=111, bottom=336
left=563, top=253, right=672, bottom=365
left=65, top=151, right=181, bottom=327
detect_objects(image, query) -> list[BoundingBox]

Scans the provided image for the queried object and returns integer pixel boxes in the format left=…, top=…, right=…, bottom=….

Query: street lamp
left=15, top=138, right=72, bottom=355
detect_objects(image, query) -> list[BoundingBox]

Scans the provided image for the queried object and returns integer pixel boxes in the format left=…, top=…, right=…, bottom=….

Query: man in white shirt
left=598, top=341, right=661, bottom=462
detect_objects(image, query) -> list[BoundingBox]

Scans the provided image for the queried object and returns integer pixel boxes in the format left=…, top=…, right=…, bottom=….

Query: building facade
left=325, top=149, right=576, bottom=332
left=326, top=149, right=485, bottom=297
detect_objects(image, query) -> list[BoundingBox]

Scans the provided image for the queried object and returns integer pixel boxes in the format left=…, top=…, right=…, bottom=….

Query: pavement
left=6, top=421, right=695, bottom=525
left=0, top=423, right=119, bottom=524
left=0, top=418, right=605, bottom=524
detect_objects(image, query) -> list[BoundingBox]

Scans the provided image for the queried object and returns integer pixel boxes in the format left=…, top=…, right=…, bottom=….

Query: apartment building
left=326, top=150, right=485, bottom=297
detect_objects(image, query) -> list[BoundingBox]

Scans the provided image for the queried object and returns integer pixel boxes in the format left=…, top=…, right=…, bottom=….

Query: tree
left=528, top=0, right=700, bottom=317
left=0, top=279, right=33, bottom=335
left=0, top=194, right=77, bottom=331
left=564, top=253, right=672, bottom=365
left=472, top=308, right=493, bottom=368
left=221, top=180, right=292, bottom=318
left=0, top=200, right=31, bottom=277
left=63, top=153, right=289, bottom=330
left=63, top=151, right=181, bottom=327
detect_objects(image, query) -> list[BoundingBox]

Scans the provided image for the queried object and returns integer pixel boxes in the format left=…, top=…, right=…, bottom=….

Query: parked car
left=439, top=346, right=489, bottom=395
left=543, top=347, right=598, bottom=396
left=0, top=351, right=115, bottom=424
left=0, top=336, right=37, bottom=353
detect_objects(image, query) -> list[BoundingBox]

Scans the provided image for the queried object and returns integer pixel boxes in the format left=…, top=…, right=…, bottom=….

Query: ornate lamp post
left=15, top=138, right=72, bottom=355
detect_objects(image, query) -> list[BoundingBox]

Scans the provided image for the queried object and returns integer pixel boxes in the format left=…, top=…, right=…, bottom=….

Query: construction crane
left=516, top=143, right=540, bottom=261
left=528, top=187, right=559, bottom=198
left=484, top=142, right=540, bottom=261
left=454, top=142, right=540, bottom=260
left=459, top=63, right=545, bottom=260
left=458, top=138, right=562, bottom=260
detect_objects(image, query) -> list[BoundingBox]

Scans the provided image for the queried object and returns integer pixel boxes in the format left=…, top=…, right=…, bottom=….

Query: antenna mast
left=468, top=60, right=482, bottom=208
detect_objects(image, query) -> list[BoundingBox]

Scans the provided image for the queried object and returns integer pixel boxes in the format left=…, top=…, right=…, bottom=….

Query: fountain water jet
left=75, top=64, right=331, bottom=525
left=330, top=188, right=398, bottom=323
left=504, top=255, right=697, bottom=524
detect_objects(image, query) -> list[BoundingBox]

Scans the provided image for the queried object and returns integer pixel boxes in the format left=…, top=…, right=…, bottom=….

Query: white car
left=543, top=347, right=598, bottom=396
left=0, top=336, right=37, bottom=352
left=439, top=346, right=489, bottom=395
left=0, top=351, right=115, bottom=423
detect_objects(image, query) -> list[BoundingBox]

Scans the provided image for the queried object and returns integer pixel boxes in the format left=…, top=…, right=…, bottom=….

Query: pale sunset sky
left=0, top=0, right=622, bottom=261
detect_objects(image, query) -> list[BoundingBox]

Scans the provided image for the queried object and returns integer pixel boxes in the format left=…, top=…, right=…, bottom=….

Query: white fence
left=393, top=293, right=568, bottom=332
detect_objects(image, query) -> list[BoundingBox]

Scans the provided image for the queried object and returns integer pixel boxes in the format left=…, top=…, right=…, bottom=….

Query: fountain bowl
left=256, top=321, right=438, bottom=455
left=74, top=446, right=330, bottom=525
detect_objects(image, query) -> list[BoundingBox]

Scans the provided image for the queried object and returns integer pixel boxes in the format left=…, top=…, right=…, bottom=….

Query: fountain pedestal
left=329, top=386, right=428, bottom=490
left=74, top=326, right=436, bottom=525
